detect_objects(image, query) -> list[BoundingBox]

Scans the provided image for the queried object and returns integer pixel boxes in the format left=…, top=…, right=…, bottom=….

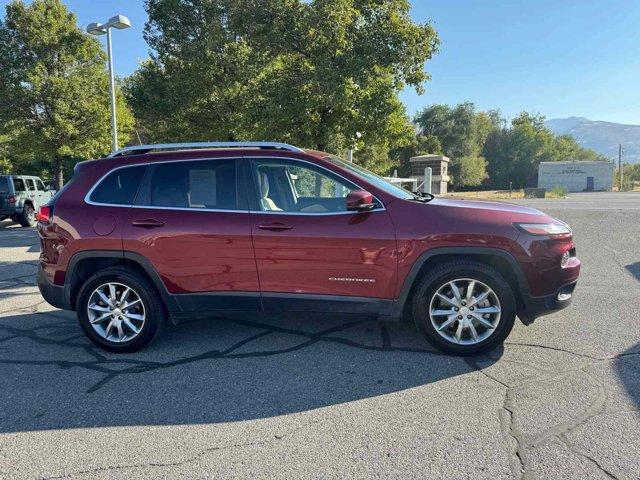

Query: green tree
left=0, top=158, right=13, bottom=174
left=0, top=0, right=134, bottom=188
left=413, top=102, right=489, bottom=188
left=625, top=163, right=640, bottom=182
left=391, top=133, right=442, bottom=177
left=125, top=0, right=439, bottom=156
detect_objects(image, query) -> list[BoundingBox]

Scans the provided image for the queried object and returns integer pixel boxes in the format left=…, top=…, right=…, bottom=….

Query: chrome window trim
left=83, top=155, right=386, bottom=215
left=130, top=205, right=247, bottom=214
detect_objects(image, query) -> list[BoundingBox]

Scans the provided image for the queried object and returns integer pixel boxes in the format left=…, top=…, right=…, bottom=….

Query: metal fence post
left=423, top=167, right=432, bottom=194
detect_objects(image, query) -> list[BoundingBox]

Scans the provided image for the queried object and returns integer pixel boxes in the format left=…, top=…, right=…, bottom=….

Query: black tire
left=19, top=204, right=35, bottom=227
left=411, top=260, right=516, bottom=356
left=76, top=266, right=165, bottom=353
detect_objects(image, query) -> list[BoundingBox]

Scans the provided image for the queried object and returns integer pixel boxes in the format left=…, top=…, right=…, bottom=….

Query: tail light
left=36, top=205, right=52, bottom=223
left=7, top=195, right=16, bottom=204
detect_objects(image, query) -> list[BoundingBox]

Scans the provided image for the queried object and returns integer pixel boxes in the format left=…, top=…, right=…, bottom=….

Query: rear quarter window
left=89, top=165, right=147, bottom=205
left=12, top=178, right=25, bottom=192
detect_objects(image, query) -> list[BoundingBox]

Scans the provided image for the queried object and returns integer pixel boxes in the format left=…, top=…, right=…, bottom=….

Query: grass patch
left=445, top=189, right=524, bottom=200
left=547, top=185, right=568, bottom=198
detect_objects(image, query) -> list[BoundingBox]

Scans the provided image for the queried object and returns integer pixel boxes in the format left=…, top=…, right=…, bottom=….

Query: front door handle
left=258, top=222, right=293, bottom=231
left=131, top=219, right=165, bottom=229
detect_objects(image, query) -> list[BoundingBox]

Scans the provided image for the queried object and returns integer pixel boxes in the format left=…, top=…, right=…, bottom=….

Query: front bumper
left=37, top=264, right=68, bottom=310
left=518, top=281, right=577, bottom=325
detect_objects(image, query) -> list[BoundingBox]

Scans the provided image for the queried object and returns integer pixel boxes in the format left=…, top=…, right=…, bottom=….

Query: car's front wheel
left=412, top=261, right=516, bottom=355
left=76, top=267, right=164, bottom=353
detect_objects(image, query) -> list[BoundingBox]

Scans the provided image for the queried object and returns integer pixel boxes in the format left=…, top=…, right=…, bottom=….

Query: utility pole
left=618, top=144, right=623, bottom=191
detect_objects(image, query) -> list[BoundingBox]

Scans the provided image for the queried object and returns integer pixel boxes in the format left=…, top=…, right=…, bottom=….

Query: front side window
left=89, top=165, right=146, bottom=205
left=36, top=180, right=46, bottom=191
left=326, top=155, right=415, bottom=200
left=252, top=160, right=358, bottom=214
left=148, top=159, right=237, bottom=210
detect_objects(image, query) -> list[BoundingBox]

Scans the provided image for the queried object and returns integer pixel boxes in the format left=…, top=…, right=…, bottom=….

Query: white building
left=538, top=161, right=614, bottom=192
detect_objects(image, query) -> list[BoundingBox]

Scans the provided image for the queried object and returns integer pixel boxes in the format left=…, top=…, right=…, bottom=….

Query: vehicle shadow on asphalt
left=0, top=221, right=39, bottom=251
left=0, top=309, right=502, bottom=433
left=625, top=262, right=640, bottom=282
left=615, top=341, right=640, bottom=412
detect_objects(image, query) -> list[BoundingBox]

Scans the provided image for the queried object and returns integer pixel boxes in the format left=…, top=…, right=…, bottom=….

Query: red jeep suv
left=36, top=142, right=580, bottom=355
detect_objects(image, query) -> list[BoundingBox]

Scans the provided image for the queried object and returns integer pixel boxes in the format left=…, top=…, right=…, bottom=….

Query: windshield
left=325, top=156, right=415, bottom=200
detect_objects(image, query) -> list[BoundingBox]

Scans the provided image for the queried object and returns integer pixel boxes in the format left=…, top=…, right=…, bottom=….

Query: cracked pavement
left=0, top=191, right=638, bottom=479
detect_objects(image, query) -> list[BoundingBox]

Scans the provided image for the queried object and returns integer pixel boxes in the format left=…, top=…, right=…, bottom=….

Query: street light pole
left=87, top=15, right=131, bottom=154
left=348, top=131, right=363, bottom=163
left=106, top=27, right=118, bottom=153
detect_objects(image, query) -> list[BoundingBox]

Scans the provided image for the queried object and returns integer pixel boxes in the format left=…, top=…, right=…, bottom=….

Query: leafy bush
left=549, top=185, right=567, bottom=197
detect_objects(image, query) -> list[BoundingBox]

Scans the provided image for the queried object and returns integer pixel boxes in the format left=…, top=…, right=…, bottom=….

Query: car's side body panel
left=122, top=208, right=260, bottom=295
left=248, top=210, right=398, bottom=298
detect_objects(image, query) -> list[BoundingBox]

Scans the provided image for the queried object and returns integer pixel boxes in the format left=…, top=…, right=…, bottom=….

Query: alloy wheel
left=428, top=278, right=501, bottom=345
left=86, top=282, right=146, bottom=343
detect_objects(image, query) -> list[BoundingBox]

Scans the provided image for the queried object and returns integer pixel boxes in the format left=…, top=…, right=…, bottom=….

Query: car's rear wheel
left=76, top=267, right=164, bottom=353
left=412, top=261, right=516, bottom=355
left=19, top=204, right=35, bottom=227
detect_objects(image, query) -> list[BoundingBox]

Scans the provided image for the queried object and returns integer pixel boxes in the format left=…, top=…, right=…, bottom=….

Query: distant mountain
left=545, top=116, right=640, bottom=164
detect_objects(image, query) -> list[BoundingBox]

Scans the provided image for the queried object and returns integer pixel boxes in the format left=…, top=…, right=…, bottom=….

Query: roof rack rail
left=108, top=141, right=305, bottom=157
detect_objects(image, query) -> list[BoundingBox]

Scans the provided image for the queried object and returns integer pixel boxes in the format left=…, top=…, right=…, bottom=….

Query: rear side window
left=0, top=177, right=8, bottom=194
left=148, top=159, right=237, bottom=210
left=12, top=178, right=25, bottom=192
left=89, top=165, right=146, bottom=205
left=26, top=179, right=36, bottom=191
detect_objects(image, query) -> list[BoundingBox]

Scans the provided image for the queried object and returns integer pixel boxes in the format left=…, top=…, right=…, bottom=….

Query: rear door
left=122, top=157, right=261, bottom=312
left=245, top=157, right=398, bottom=310
left=24, top=178, right=37, bottom=207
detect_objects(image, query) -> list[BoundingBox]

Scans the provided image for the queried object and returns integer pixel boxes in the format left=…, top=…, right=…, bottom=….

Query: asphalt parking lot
left=0, top=191, right=638, bottom=480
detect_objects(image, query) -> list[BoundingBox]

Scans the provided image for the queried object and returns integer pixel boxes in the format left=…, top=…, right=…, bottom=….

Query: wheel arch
left=64, top=250, right=180, bottom=314
left=396, top=247, right=530, bottom=319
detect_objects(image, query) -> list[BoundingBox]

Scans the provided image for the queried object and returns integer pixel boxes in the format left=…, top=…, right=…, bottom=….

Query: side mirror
left=346, top=189, right=375, bottom=211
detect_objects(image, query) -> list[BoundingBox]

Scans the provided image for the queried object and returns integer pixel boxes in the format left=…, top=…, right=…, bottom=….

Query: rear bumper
left=0, top=208, right=20, bottom=216
left=518, top=281, right=577, bottom=325
left=37, top=264, right=69, bottom=310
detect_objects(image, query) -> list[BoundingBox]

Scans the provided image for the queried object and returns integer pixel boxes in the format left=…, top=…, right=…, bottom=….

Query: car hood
left=427, top=197, right=546, bottom=216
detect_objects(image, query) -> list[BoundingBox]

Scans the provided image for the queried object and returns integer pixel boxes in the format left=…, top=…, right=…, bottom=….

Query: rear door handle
left=258, top=222, right=293, bottom=231
left=131, top=219, right=165, bottom=229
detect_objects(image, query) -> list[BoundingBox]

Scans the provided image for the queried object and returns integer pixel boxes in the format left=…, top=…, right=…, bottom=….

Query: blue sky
left=3, top=0, right=640, bottom=124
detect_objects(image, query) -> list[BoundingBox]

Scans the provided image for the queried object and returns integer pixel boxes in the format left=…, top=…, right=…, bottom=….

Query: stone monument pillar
left=409, top=155, right=451, bottom=194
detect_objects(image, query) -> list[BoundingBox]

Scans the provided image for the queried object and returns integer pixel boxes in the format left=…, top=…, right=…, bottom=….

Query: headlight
left=514, top=222, right=571, bottom=235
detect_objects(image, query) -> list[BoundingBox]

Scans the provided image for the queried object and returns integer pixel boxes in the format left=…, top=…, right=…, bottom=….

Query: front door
left=122, top=157, right=261, bottom=312
left=34, top=178, right=50, bottom=207
left=245, top=157, right=397, bottom=311
left=586, top=176, right=594, bottom=191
